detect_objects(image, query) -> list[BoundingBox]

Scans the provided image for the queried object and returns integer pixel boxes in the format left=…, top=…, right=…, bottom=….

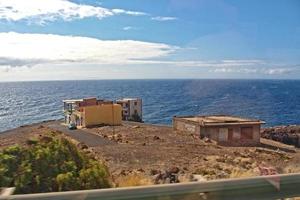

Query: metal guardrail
left=1, top=173, right=300, bottom=200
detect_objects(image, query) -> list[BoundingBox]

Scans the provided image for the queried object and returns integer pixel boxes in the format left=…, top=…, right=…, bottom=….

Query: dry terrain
left=1, top=121, right=300, bottom=186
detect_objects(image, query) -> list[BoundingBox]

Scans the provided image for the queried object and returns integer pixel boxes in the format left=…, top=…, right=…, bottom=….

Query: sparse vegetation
left=229, top=168, right=259, bottom=178
left=0, top=133, right=111, bottom=194
left=116, top=173, right=151, bottom=187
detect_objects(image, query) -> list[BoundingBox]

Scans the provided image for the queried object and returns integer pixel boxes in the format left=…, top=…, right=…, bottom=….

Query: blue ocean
left=0, top=79, right=299, bottom=132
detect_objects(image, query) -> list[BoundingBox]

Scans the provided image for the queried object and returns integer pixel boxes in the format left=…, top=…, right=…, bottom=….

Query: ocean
left=0, top=79, right=299, bottom=132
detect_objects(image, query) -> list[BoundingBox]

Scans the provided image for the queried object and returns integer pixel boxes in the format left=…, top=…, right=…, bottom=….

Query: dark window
left=134, top=101, right=137, bottom=106
left=134, top=109, right=137, bottom=114
left=241, top=127, right=253, bottom=139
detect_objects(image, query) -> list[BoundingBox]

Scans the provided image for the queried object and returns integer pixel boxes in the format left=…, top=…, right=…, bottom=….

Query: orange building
left=63, top=97, right=122, bottom=128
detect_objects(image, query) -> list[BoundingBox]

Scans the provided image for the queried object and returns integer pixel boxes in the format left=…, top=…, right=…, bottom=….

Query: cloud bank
left=0, top=32, right=177, bottom=69
left=0, top=32, right=297, bottom=77
left=0, top=0, right=146, bottom=24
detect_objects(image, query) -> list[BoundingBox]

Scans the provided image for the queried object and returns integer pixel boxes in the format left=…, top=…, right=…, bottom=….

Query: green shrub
left=0, top=134, right=111, bottom=194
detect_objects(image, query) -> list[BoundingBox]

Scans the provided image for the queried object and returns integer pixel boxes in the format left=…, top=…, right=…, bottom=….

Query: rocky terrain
left=1, top=121, right=300, bottom=187
left=261, top=125, right=300, bottom=147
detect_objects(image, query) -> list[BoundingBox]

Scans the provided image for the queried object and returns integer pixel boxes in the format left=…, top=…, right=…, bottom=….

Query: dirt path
left=47, top=123, right=116, bottom=147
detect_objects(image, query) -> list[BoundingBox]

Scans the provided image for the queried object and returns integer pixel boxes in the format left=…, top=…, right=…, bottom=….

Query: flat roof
left=174, top=115, right=265, bottom=126
left=63, top=97, right=98, bottom=104
left=63, top=99, right=83, bottom=103
left=117, top=98, right=140, bottom=101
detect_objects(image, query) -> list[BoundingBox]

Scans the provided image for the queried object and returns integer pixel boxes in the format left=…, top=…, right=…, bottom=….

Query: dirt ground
left=1, top=121, right=300, bottom=185
left=84, top=122, right=300, bottom=181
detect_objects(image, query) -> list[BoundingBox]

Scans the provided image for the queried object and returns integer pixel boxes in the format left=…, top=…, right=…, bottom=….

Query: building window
left=134, top=101, right=137, bottom=106
left=134, top=109, right=138, bottom=114
left=241, top=127, right=253, bottom=139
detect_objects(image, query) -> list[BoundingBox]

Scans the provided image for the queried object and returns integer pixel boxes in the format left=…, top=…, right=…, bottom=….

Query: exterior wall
left=117, top=98, right=142, bottom=122
left=173, top=118, right=261, bottom=146
left=203, top=125, right=261, bottom=146
left=129, top=99, right=142, bottom=120
left=173, top=119, right=198, bottom=135
left=82, top=104, right=122, bottom=127
left=78, top=98, right=97, bottom=107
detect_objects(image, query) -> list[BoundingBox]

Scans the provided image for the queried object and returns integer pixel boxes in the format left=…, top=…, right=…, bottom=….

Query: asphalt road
left=47, top=123, right=116, bottom=147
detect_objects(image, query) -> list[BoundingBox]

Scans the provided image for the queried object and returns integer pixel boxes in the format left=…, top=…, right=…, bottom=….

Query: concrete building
left=173, top=115, right=265, bottom=146
left=116, top=98, right=142, bottom=122
left=63, top=97, right=122, bottom=128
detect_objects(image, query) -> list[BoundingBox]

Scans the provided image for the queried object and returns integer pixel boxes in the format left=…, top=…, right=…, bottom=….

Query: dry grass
left=284, top=165, right=300, bottom=174
left=229, top=168, right=259, bottom=178
left=116, top=174, right=152, bottom=187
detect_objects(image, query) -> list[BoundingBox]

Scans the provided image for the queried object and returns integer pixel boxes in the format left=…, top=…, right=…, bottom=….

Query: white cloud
left=0, top=32, right=177, bottom=69
left=209, top=66, right=297, bottom=75
left=123, top=26, right=135, bottom=31
left=151, top=16, right=178, bottom=21
left=111, top=9, right=146, bottom=16
left=0, top=0, right=147, bottom=24
left=263, top=68, right=294, bottom=75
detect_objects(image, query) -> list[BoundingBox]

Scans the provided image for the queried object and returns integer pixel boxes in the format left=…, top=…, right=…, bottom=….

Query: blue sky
left=0, top=0, right=299, bottom=81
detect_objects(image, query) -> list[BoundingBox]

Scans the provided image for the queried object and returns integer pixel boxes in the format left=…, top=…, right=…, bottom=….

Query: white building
left=116, top=98, right=142, bottom=122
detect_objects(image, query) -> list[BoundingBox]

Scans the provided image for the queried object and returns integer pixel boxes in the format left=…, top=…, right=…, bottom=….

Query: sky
left=0, top=0, right=299, bottom=81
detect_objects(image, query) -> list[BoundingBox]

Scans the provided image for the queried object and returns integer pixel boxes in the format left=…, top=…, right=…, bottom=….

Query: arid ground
left=1, top=121, right=300, bottom=186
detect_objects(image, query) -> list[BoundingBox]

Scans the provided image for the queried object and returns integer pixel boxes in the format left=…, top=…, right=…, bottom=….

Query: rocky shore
left=261, top=125, right=300, bottom=147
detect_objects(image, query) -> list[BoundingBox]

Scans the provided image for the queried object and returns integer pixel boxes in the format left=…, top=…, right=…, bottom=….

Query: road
left=47, top=123, right=116, bottom=147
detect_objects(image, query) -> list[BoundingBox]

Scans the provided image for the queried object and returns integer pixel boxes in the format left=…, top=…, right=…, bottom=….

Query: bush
left=0, top=134, right=111, bottom=194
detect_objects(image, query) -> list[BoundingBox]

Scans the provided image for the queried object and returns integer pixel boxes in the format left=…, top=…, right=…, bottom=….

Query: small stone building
left=173, top=115, right=265, bottom=146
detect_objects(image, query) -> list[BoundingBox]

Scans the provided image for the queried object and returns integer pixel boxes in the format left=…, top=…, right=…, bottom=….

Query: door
left=228, top=128, right=233, bottom=140
left=219, top=128, right=228, bottom=142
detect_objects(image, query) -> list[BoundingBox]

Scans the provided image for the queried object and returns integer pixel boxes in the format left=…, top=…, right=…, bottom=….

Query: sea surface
left=0, top=79, right=299, bottom=132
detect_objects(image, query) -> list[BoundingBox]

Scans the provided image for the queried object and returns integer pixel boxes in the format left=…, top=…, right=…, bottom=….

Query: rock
left=150, top=169, right=161, bottom=175
left=142, top=142, right=146, bottom=146
left=240, top=158, right=252, bottom=165
left=116, top=138, right=122, bottom=143
left=216, top=171, right=229, bottom=179
left=153, top=135, right=160, bottom=140
left=203, top=137, right=212, bottom=143
left=120, top=170, right=126, bottom=176
left=132, top=125, right=140, bottom=129
left=153, top=169, right=180, bottom=184
left=216, top=157, right=226, bottom=163
left=191, top=174, right=207, bottom=182
left=77, top=142, right=88, bottom=150
left=169, top=166, right=180, bottom=174
left=40, top=136, right=53, bottom=143
left=136, top=168, right=145, bottom=173
left=261, top=126, right=300, bottom=147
